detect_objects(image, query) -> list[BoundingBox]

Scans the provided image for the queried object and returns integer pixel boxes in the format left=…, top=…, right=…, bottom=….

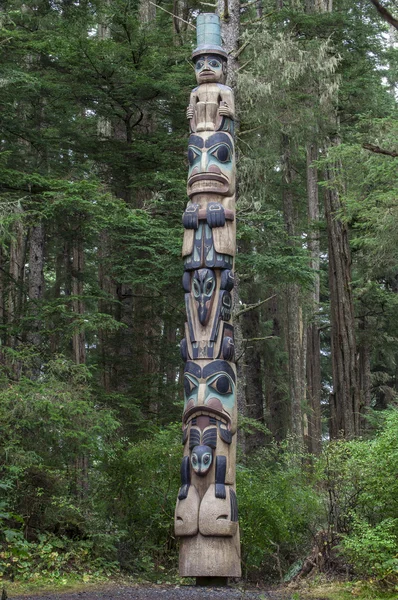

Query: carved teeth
left=186, top=409, right=228, bottom=425
left=191, top=180, right=225, bottom=191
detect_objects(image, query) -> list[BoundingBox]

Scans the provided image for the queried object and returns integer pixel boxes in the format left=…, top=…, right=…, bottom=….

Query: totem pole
left=174, top=14, right=241, bottom=580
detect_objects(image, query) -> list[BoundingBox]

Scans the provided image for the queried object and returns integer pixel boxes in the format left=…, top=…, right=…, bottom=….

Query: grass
left=288, top=580, right=398, bottom=600
left=0, top=574, right=136, bottom=597
left=2, top=576, right=398, bottom=599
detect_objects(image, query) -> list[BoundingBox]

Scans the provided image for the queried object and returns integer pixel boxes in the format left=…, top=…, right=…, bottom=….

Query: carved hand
left=186, top=104, right=194, bottom=119
left=206, top=202, right=226, bottom=228
left=182, top=203, right=200, bottom=229
left=218, top=102, right=233, bottom=118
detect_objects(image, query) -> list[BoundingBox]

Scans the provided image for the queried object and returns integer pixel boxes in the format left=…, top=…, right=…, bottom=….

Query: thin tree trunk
left=265, top=294, right=289, bottom=442
left=305, top=143, right=322, bottom=454
left=72, top=238, right=86, bottom=365
left=8, top=216, right=26, bottom=349
left=358, top=317, right=371, bottom=431
left=27, top=222, right=45, bottom=347
left=239, top=281, right=266, bottom=454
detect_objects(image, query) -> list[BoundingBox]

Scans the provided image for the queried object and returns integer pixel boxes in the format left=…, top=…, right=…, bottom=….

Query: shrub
left=322, top=409, right=398, bottom=585
left=237, top=441, right=323, bottom=581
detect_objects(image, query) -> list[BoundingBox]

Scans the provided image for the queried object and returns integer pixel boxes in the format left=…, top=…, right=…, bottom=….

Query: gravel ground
left=9, top=584, right=292, bottom=600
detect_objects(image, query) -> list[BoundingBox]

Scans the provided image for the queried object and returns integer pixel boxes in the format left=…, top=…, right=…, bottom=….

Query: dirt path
left=9, top=584, right=292, bottom=600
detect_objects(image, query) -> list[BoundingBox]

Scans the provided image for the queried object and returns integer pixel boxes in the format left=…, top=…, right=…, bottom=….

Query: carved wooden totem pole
left=174, top=14, right=241, bottom=580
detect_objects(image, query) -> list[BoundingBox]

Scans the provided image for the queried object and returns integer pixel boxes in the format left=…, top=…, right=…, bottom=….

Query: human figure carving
left=187, top=55, right=235, bottom=133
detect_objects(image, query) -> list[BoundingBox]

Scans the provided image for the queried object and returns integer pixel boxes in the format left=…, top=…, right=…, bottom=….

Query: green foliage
left=98, top=424, right=182, bottom=575
left=0, top=532, right=119, bottom=582
left=237, top=442, right=323, bottom=581
left=322, top=410, right=398, bottom=584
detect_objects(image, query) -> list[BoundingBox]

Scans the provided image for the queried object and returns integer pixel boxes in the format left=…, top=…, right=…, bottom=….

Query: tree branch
left=363, top=143, right=398, bottom=158
left=235, top=294, right=276, bottom=318
left=243, top=336, right=277, bottom=342
left=369, top=0, right=398, bottom=30
left=148, top=2, right=196, bottom=28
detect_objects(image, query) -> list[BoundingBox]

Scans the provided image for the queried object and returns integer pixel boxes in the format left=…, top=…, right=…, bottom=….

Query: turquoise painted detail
left=192, top=13, right=227, bottom=59
left=197, top=14, right=221, bottom=49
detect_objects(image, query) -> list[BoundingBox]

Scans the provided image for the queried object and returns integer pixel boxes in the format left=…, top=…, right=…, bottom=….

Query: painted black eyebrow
left=194, top=55, right=224, bottom=63
left=188, top=135, right=204, bottom=148
left=184, top=361, right=202, bottom=378
left=203, top=360, right=236, bottom=384
left=205, top=133, right=233, bottom=151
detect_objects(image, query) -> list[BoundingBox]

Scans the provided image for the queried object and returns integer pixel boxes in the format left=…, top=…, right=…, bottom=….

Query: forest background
left=0, top=0, right=397, bottom=595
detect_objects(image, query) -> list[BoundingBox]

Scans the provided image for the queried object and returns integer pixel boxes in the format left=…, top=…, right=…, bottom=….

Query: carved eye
left=210, top=144, right=231, bottom=163
left=188, top=146, right=201, bottom=165
left=204, top=278, right=215, bottom=296
left=195, top=60, right=204, bottom=70
left=210, top=374, right=232, bottom=395
left=191, top=454, right=198, bottom=465
left=222, top=294, right=232, bottom=308
left=209, top=59, right=221, bottom=68
left=192, top=279, right=200, bottom=298
left=203, top=454, right=211, bottom=465
left=184, top=376, right=198, bottom=398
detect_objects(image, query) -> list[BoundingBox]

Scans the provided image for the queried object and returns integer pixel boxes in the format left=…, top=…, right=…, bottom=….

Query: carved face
left=183, top=360, right=237, bottom=432
left=190, top=444, right=213, bottom=476
left=194, top=54, right=226, bottom=84
left=187, top=132, right=235, bottom=198
left=193, top=268, right=216, bottom=326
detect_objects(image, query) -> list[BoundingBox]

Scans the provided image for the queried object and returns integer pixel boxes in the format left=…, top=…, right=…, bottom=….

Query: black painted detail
left=206, top=202, right=225, bottom=228
left=182, top=427, right=188, bottom=445
left=191, top=444, right=213, bottom=476
left=202, top=427, right=217, bottom=449
left=193, top=268, right=216, bottom=326
left=215, top=455, right=227, bottom=499
left=205, top=132, right=233, bottom=151
left=220, top=270, right=234, bottom=292
left=189, top=428, right=201, bottom=450
left=230, top=488, right=238, bottom=521
left=203, top=360, right=236, bottom=383
left=178, top=484, right=190, bottom=500
left=182, top=271, right=191, bottom=293
left=185, top=293, right=195, bottom=342
left=188, top=134, right=205, bottom=149
left=222, top=336, right=235, bottom=361
left=178, top=456, right=191, bottom=500
left=220, top=291, right=232, bottom=321
left=218, top=423, right=232, bottom=444
left=182, top=203, right=200, bottom=229
left=184, top=223, right=233, bottom=271
left=184, top=361, right=202, bottom=379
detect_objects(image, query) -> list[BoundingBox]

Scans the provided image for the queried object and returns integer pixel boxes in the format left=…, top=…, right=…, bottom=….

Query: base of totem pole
left=179, top=532, right=241, bottom=579
left=196, top=577, right=228, bottom=586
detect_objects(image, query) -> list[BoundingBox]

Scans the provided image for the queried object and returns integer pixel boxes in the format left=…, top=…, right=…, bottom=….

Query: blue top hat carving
left=192, top=13, right=228, bottom=60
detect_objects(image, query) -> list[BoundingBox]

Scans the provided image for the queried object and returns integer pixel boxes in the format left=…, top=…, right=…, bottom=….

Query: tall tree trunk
left=305, top=143, right=322, bottom=454
left=98, top=230, right=116, bottom=391
left=8, top=215, right=26, bottom=349
left=265, top=294, right=290, bottom=442
left=324, top=138, right=360, bottom=439
left=239, top=282, right=266, bottom=454
left=358, top=316, right=371, bottom=431
left=72, top=238, right=86, bottom=365
left=27, top=222, right=45, bottom=347
left=281, top=136, right=305, bottom=443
